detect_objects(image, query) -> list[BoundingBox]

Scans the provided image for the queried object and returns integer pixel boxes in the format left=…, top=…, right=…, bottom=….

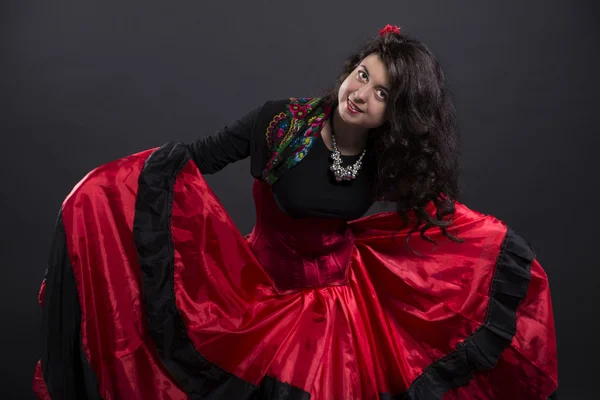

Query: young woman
left=34, top=25, right=558, bottom=399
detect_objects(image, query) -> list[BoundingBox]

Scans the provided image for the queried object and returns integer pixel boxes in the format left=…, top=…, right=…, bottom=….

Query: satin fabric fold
left=34, top=144, right=558, bottom=399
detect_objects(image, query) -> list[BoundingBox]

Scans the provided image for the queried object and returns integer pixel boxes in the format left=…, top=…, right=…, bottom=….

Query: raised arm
left=187, top=104, right=263, bottom=175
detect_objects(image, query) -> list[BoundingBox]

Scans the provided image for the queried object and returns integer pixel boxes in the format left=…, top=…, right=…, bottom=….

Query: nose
left=353, top=88, right=366, bottom=103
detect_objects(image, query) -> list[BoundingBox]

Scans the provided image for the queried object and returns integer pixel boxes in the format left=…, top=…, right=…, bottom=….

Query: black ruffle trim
left=39, top=212, right=103, bottom=399
left=134, top=142, right=310, bottom=400
left=381, top=228, right=537, bottom=399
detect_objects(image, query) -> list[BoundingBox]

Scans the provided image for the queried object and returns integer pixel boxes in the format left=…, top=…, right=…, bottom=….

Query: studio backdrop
left=1, top=0, right=598, bottom=398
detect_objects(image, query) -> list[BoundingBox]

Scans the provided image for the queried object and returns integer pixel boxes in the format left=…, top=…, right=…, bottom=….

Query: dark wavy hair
left=329, top=30, right=463, bottom=253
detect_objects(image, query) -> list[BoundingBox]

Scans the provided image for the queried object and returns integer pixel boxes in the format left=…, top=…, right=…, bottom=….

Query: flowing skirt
left=33, top=143, right=558, bottom=399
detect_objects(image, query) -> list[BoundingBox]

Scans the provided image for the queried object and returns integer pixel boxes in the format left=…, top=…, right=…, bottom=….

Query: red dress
left=33, top=142, right=558, bottom=399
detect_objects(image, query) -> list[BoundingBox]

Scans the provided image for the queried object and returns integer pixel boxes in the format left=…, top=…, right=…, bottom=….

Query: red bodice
left=246, top=179, right=354, bottom=294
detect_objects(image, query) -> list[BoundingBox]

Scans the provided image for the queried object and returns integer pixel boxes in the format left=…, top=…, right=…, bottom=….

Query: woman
left=34, top=25, right=558, bottom=399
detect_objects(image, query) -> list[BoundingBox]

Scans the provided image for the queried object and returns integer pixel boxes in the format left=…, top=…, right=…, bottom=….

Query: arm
left=187, top=105, right=263, bottom=175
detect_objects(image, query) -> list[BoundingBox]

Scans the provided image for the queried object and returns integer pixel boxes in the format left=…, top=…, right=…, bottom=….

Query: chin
left=339, top=107, right=361, bottom=125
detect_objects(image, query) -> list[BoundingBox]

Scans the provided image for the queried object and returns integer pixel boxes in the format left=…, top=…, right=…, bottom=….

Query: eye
left=358, top=70, right=368, bottom=81
left=376, top=89, right=387, bottom=100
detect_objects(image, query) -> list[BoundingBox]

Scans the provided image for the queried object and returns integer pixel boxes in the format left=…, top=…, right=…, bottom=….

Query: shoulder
left=258, top=97, right=326, bottom=117
left=258, top=97, right=305, bottom=113
left=253, top=97, right=326, bottom=138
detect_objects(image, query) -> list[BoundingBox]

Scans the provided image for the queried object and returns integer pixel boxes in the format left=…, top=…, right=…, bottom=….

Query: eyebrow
left=360, top=65, right=390, bottom=92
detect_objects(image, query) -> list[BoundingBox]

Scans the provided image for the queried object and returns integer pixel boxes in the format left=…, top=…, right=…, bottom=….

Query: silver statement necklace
left=329, top=116, right=367, bottom=182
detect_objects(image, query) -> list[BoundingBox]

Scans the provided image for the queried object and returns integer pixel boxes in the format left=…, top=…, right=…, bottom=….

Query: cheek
left=339, top=76, right=357, bottom=94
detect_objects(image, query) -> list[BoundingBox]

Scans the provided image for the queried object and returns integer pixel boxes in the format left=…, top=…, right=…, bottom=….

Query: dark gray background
left=1, top=0, right=598, bottom=398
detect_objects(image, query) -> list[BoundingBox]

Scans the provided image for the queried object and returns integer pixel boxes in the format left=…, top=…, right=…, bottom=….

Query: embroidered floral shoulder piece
left=262, top=97, right=332, bottom=184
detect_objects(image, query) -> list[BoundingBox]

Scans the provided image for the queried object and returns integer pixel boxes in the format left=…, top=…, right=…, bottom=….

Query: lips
left=347, top=98, right=363, bottom=113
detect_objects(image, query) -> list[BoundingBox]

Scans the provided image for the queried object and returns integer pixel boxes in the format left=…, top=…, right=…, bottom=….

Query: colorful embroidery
left=262, top=97, right=332, bottom=184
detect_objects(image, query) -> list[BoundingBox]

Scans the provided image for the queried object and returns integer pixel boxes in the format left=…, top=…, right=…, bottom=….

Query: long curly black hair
left=328, top=29, right=464, bottom=252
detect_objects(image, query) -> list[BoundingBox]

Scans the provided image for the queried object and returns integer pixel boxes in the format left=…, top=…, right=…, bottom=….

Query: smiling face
left=337, top=53, right=390, bottom=130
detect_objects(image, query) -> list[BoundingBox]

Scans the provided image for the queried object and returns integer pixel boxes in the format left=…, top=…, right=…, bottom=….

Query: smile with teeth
left=347, top=98, right=363, bottom=114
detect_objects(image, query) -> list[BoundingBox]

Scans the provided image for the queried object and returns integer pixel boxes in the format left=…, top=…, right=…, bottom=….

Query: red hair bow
left=379, top=24, right=401, bottom=36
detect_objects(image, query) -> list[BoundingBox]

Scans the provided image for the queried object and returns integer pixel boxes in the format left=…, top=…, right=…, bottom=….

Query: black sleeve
left=38, top=212, right=101, bottom=399
left=187, top=105, right=263, bottom=175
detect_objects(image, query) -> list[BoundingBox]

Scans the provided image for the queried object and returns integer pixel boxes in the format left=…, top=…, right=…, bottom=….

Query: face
left=337, top=53, right=390, bottom=129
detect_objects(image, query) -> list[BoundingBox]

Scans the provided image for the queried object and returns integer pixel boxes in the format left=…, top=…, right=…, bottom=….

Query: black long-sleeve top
left=187, top=105, right=374, bottom=221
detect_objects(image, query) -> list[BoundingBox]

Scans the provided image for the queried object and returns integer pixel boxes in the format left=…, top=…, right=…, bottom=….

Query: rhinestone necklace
left=328, top=116, right=367, bottom=182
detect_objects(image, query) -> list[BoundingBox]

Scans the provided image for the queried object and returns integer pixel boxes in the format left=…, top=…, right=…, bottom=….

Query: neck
left=331, top=106, right=369, bottom=153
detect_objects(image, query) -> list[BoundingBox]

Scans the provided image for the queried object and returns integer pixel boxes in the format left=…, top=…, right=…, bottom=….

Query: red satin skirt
left=33, top=143, right=558, bottom=399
